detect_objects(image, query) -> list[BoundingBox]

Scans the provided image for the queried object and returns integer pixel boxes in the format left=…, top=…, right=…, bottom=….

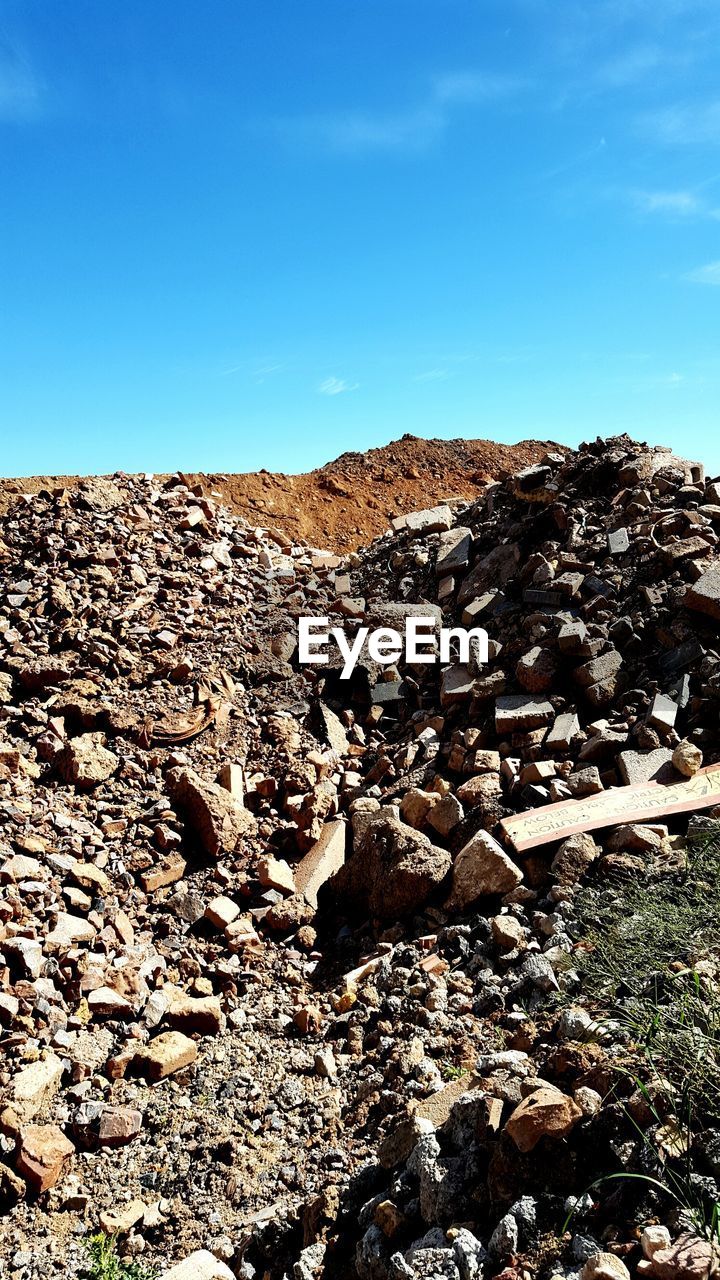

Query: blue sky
left=1, top=0, right=719, bottom=477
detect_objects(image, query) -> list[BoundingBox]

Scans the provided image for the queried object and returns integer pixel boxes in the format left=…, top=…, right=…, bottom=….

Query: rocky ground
left=0, top=435, right=557, bottom=551
left=1, top=437, right=720, bottom=1280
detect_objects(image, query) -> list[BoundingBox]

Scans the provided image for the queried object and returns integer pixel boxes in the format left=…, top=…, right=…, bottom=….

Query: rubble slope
left=1, top=435, right=720, bottom=1280
left=0, top=434, right=559, bottom=552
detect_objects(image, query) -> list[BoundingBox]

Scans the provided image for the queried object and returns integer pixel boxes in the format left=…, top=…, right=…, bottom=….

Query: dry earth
left=0, top=435, right=559, bottom=552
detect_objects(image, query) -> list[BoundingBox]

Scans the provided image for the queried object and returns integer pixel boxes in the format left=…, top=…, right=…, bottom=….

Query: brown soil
left=0, top=433, right=560, bottom=551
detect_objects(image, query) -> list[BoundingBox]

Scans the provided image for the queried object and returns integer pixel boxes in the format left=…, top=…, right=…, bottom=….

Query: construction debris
left=2, top=437, right=720, bottom=1280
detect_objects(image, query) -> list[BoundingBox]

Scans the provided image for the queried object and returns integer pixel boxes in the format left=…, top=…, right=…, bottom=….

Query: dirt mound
left=0, top=434, right=559, bottom=551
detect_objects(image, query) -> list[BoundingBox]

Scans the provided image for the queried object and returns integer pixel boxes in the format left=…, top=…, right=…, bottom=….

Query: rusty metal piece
left=141, top=669, right=236, bottom=746
left=149, top=694, right=223, bottom=745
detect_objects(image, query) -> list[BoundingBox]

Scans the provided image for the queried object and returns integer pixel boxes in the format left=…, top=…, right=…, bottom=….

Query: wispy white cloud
left=621, top=174, right=720, bottom=220
left=634, top=189, right=701, bottom=214
left=594, top=44, right=666, bottom=89
left=317, top=376, right=359, bottom=396
left=634, top=189, right=720, bottom=220
left=220, top=359, right=287, bottom=379
left=685, top=260, right=720, bottom=284
left=623, top=367, right=692, bottom=395
left=269, top=68, right=529, bottom=154
left=0, top=42, right=41, bottom=122
left=541, top=0, right=717, bottom=17
left=543, top=136, right=607, bottom=180
left=522, top=0, right=717, bottom=106
left=432, top=71, right=528, bottom=104
left=282, top=106, right=443, bottom=153
left=252, top=362, right=286, bottom=384
left=413, top=368, right=450, bottom=382
left=527, top=0, right=720, bottom=38
left=640, top=100, right=720, bottom=146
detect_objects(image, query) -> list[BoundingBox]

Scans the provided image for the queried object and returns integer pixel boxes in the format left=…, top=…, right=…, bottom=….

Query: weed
left=83, top=1233, right=157, bottom=1280
left=440, top=1061, right=468, bottom=1081
left=568, top=817, right=720, bottom=1112
left=557, top=817, right=720, bottom=1243
left=563, top=1074, right=720, bottom=1245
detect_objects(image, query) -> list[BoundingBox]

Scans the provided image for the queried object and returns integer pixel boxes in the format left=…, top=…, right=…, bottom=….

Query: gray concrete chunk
left=617, top=748, right=675, bottom=786
left=436, top=527, right=472, bottom=576
left=647, top=693, right=678, bottom=733
left=495, top=695, right=554, bottom=734
left=685, top=570, right=720, bottom=622
left=607, top=528, right=630, bottom=555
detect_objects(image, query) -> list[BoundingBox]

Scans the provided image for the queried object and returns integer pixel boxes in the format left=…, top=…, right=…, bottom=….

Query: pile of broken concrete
left=0, top=472, right=371, bottom=1276
left=1, top=438, right=720, bottom=1280
left=302, top=436, right=720, bottom=1280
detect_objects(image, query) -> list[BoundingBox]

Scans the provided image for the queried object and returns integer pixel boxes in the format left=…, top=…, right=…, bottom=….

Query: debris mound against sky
left=0, top=434, right=557, bottom=552
left=2, top=434, right=720, bottom=1280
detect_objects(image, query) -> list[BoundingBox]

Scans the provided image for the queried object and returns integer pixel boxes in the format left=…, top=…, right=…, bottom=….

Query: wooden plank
left=501, top=762, right=720, bottom=852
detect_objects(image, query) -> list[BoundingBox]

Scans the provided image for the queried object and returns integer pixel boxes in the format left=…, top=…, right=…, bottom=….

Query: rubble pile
left=1, top=437, right=720, bottom=1280
left=0, top=434, right=557, bottom=553
left=0, top=473, right=378, bottom=1275
left=311, top=436, right=720, bottom=1280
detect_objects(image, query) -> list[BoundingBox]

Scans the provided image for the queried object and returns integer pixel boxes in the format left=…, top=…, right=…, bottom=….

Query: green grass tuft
left=83, top=1234, right=157, bottom=1280
left=569, top=817, right=720, bottom=1111
left=560, top=817, right=720, bottom=1242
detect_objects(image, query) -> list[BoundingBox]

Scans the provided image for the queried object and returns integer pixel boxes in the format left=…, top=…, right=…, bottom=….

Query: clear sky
left=1, top=0, right=719, bottom=477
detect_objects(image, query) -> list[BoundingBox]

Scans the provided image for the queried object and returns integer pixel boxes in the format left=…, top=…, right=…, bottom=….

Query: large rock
left=580, top=1255, right=631, bottom=1280
left=427, top=792, right=463, bottom=836
left=685, top=570, right=720, bottom=623
left=204, top=895, right=241, bottom=929
left=167, top=766, right=257, bottom=856
left=447, top=831, right=522, bottom=909
left=96, top=1106, right=142, bottom=1148
left=165, top=992, right=224, bottom=1036
left=329, top=812, right=451, bottom=918
left=1, top=1054, right=64, bottom=1129
left=650, top=1232, right=720, bottom=1280
left=574, top=649, right=623, bottom=689
left=317, top=702, right=349, bottom=754
left=0, top=1160, right=25, bottom=1205
left=458, top=542, right=521, bottom=606
left=16, top=1124, right=75, bottom=1193
left=265, top=892, right=315, bottom=931
left=617, top=748, right=675, bottom=786
left=440, top=664, right=475, bottom=707
left=216, top=760, right=245, bottom=801
left=18, top=658, right=72, bottom=692
left=87, top=987, right=135, bottom=1019
left=516, top=646, right=556, bottom=693
left=504, top=1087, right=582, bottom=1152
left=455, top=773, right=502, bottom=820
left=136, top=1031, right=197, bottom=1081
left=99, top=1198, right=146, bottom=1234
left=160, top=1251, right=235, bottom=1280
left=436, top=527, right=472, bottom=576
left=57, top=733, right=118, bottom=788
left=551, top=832, right=599, bottom=885
left=495, top=695, right=554, bottom=735
left=673, top=740, right=703, bottom=777
left=295, top=820, right=346, bottom=908
left=73, top=1103, right=143, bottom=1149
left=45, top=912, right=97, bottom=951
left=400, top=788, right=439, bottom=828
left=397, top=504, right=453, bottom=535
